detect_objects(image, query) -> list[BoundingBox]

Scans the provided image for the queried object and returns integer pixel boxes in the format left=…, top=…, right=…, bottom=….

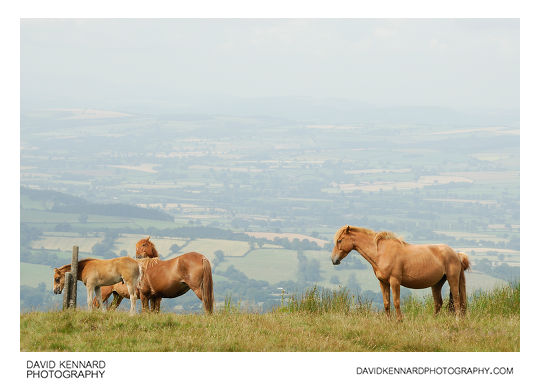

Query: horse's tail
left=201, top=257, right=214, bottom=314
left=458, top=252, right=470, bottom=271
left=457, top=252, right=470, bottom=314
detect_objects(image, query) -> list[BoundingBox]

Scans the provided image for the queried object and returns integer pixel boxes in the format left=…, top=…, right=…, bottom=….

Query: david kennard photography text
left=26, top=360, right=106, bottom=379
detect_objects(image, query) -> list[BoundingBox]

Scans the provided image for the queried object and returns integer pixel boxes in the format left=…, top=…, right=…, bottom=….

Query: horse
left=137, top=252, right=214, bottom=313
left=92, top=236, right=162, bottom=311
left=135, top=236, right=160, bottom=259
left=331, top=225, right=470, bottom=320
left=53, top=257, right=141, bottom=315
left=92, top=282, right=136, bottom=311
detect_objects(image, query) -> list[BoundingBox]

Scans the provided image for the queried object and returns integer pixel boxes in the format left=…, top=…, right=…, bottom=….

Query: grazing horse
left=138, top=252, right=214, bottom=313
left=53, top=257, right=141, bottom=315
left=331, top=225, right=470, bottom=320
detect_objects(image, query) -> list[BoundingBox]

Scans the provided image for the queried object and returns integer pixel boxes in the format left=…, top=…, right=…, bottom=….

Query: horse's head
left=135, top=236, right=159, bottom=259
left=53, top=268, right=65, bottom=294
left=331, top=225, right=355, bottom=265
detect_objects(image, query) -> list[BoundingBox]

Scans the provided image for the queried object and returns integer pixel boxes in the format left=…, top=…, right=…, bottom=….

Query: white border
left=7, top=1, right=537, bottom=384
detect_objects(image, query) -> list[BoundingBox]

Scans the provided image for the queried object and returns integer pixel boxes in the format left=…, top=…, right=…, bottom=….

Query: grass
left=20, top=282, right=519, bottom=352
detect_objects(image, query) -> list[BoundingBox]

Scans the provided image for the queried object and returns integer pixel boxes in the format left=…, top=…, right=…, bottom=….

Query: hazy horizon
left=21, top=19, right=519, bottom=117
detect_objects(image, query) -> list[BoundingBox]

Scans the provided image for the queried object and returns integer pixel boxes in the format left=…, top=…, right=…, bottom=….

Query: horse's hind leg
left=447, top=272, right=462, bottom=317
left=109, top=292, right=123, bottom=311
left=431, top=276, right=446, bottom=315
left=86, top=285, right=94, bottom=311
left=94, top=286, right=106, bottom=312
left=448, top=291, right=455, bottom=313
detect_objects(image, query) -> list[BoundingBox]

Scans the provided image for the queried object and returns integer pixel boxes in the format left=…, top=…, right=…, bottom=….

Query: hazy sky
left=21, top=19, right=519, bottom=112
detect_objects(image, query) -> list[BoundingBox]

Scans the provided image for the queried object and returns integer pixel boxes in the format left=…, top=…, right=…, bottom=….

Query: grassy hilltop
left=20, top=283, right=519, bottom=352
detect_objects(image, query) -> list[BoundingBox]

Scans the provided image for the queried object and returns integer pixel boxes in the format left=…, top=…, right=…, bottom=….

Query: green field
left=21, top=262, right=53, bottom=289
left=179, top=238, right=251, bottom=260
left=20, top=283, right=519, bottom=352
left=30, top=233, right=103, bottom=253
left=217, top=248, right=298, bottom=283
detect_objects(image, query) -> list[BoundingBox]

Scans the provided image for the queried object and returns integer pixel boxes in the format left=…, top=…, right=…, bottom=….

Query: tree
left=54, top=222, right=72, bottom=232
left=214, top=250, right=225, bottom=267
left=169, top=244, right=181, bottom=254
left=296, top=251, right=322, bottom=283
left=78, top=213, right=88, bottom=224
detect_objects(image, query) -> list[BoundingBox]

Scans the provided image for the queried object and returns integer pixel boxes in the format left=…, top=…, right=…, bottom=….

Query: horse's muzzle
left=331, top=255, right=341, bottom=265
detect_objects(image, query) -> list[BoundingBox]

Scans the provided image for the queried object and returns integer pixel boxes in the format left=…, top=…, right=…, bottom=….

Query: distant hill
left=21, top=186, right=174, bottom=222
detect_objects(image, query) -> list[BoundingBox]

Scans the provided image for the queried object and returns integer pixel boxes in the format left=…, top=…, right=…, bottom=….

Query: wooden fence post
left=69, top=246, right=79, bottom=309
left=62, top=272, right=73, bottom=310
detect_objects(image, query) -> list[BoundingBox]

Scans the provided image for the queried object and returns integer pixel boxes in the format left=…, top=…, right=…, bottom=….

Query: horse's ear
left=346, top=225, right=350, bottom=234
left=146, top=236, right=151, bottom=241
left=54, top=268, right=59, bottom=273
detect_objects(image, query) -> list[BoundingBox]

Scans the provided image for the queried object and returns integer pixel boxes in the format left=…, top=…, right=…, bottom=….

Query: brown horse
left=93, top=236, right=162, bottom=311
left=92, top=282, right=137, bottom=311
left=93, top=237, right=161, bottom=311
left=53, top=257, right=141, bottom=315
left=138, top=252, right=214, bottom=313
left=331, top=225, right=470, bottom=320
left=135, top=236, right=160, bottom=259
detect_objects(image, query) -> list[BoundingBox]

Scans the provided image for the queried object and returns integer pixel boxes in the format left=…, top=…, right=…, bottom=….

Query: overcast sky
left=21, top=19, right=519, bottom=112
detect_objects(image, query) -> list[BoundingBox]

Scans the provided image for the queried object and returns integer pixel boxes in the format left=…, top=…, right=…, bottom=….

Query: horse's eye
left=337, top=239, right=342, bottom=244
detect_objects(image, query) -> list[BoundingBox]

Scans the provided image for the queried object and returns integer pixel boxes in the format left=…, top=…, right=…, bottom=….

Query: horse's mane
left=57, top=258, right=97, bottom=271
left=137, top=257, right=160, bottom=269
left=374, top=231, right=408, bottom=248
left=333, top=225, right=376, bottom=244
left=137, top=257, right=160, bottom=284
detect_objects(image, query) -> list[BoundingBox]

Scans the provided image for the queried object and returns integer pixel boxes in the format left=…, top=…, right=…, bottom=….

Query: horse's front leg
left=379, top=280, right=391, bottom=318
left=139, top=293, right=150, bottom=313
left=94, top=286, right=105, bottom=312
left=150, top=297, right=162, bottom=313
left=389, top=277, right=403, bottom=321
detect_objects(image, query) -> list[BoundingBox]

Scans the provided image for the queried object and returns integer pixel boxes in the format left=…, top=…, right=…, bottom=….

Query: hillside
left=20, top=283, right=519, bottom=352
left=21, top=187, right=174, bottom=222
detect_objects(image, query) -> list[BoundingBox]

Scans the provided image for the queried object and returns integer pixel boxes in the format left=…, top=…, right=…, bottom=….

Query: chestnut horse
left=93, top=236, right=161, bottom=311
left=137, top=252, right=214, bottom=314
left=92, top=282, right=137, bottom=311
left=331, top=225, right=470, bottom=320
left=53, top=257, right=141, bottom=315
left=135, top=236, right=160, bottom=259
left=95, top=238, right=214, bottom=314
